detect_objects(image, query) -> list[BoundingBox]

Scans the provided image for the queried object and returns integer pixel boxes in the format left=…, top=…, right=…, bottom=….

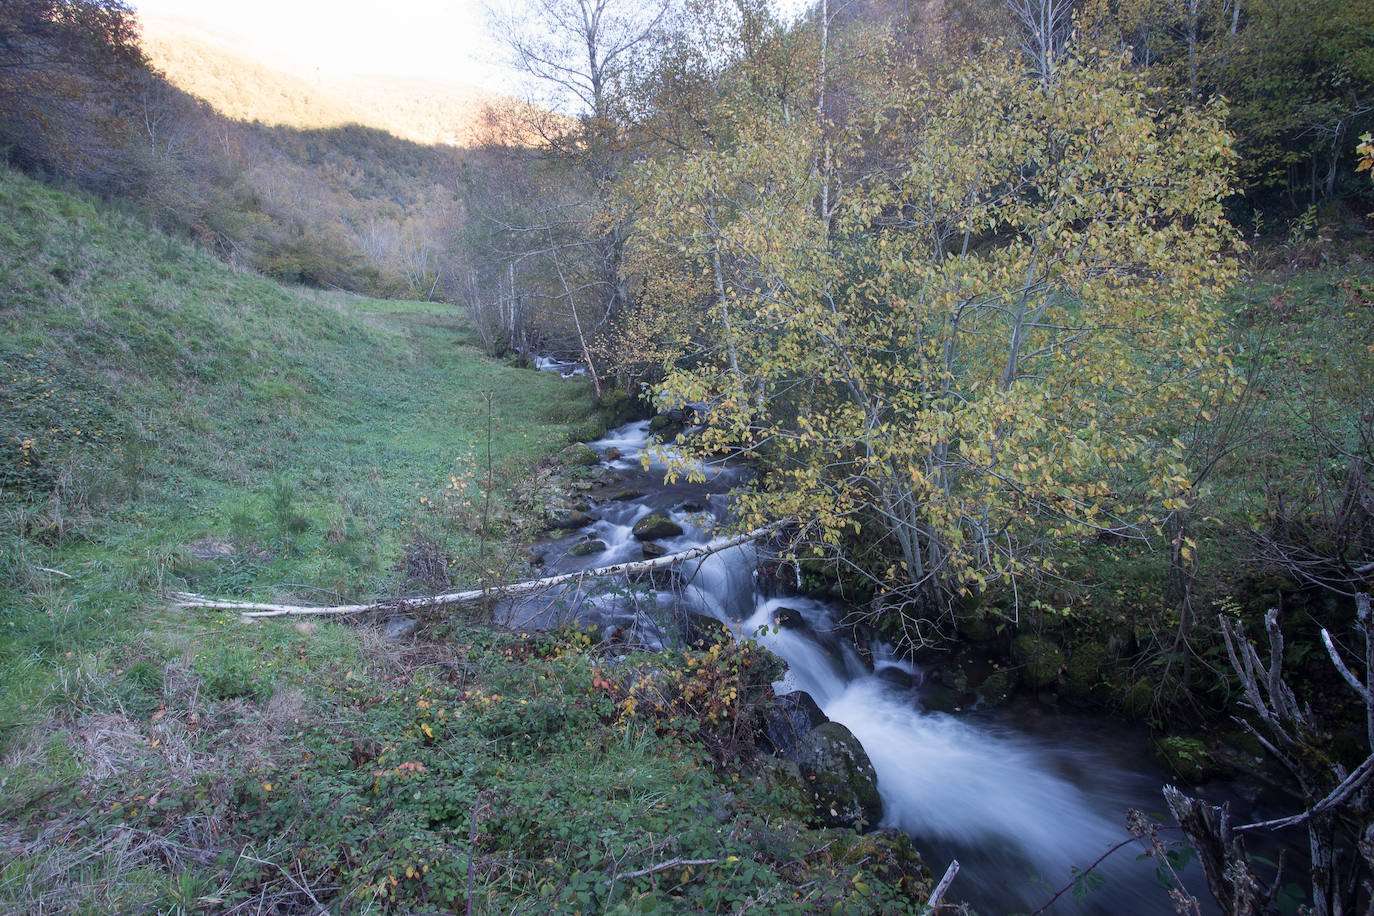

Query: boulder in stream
left=759, top=690, right=828, bottom=760
left=570, top=539, right=608, bottom=557
left=550, top=510, right=598, bottom=530
left=792, top=721, right=884, bottom=830
left=631, top=514, right=684, bottom=540
left=640, top=541, right=669, bottom=560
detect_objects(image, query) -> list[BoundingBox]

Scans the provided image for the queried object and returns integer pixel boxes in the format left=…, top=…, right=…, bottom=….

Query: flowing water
left=504, top=420, right=1223, bottom=914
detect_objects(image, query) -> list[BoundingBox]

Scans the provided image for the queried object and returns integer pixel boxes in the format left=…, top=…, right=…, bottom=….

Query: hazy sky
left=130, top=0, right=812, bottom=95
left=131, top=0, right=513, bottom=90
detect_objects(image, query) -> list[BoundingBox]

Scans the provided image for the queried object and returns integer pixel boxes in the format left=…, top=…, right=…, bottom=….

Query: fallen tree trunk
left=172, top=527, right=775, bottom=619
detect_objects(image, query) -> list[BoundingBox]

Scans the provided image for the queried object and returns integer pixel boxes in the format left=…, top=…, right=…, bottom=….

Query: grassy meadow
left=0, top=168, right=931, bottom=914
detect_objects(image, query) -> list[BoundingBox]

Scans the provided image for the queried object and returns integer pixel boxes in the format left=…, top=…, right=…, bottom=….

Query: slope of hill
left=0, top=166, right=930, bottom=916
left=140, top=15, right=531, bottom=147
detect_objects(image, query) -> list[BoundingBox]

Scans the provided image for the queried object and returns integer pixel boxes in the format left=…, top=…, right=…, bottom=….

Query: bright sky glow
left=131, top=0, right=513, bottom=91
left=130, top=0, right=815, bottom=95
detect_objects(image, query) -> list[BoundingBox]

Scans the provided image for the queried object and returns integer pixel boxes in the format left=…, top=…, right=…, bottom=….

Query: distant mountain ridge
left=140, top=14, right=529, bottom=147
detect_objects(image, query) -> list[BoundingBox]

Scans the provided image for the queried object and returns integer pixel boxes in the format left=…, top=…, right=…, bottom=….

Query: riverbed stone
left=640, top=541, right=669, bottom=560
left=792, top=721, right=883, bottom=830
left=561, top=443, right=599, bottom=466
left=771, top=607, right=807, bottom=630
left=550, top=510, right=598, bottom=530
left=1152, top=736, right=1234, bottom=783
left=570, top=539, right=608, bottom=557
left=759, top=690, right=829, bottom=759
left=631, top=514, right=683, bottom=540
left=1011, top=633, right=1064, bottom=689
left=603, top=447, right=622, bottom=461
left=608, top=487, right=645, bottom=501
left=676, top=610, right=730, bottom=649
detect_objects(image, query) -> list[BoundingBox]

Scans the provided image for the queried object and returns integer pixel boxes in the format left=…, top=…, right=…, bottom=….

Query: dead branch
left=172, top=527, right=775, bottom=619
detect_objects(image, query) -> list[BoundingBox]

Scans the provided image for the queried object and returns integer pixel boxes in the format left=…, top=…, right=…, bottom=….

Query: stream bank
left=504, top=418, right=1303, bottom=915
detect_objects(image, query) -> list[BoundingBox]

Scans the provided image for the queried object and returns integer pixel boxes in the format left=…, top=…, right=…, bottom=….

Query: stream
left=503, top=420, right=1232, bottom=914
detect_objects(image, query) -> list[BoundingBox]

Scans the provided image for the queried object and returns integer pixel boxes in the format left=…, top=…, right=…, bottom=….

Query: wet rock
left=771, top=607, right=807, bottom=630
left=1124, top=677, right=1155, bottom=719
left=1061, top=642, right=1110, bottom=704
left=562, top=443, right=599, bottom=466
left=603, top=447, right=622, bottom=461
left=1152, top=736, right=1234, bottom=783
left=631, top=514, right=683, bottom=540
left=551, top=510, right=598, bottom=530
left=760, top=690, right=829, bottom=759
left=677, top=501, right=706, bottom=513
left=648, top=414, right=673, bottom=432
left=919, top=683, right=963, bottom=713
left=792, top=721, right=884, bottom=830
left=676, top=610, right=730, bottom=649
left=608, top=488, right=645, bottom=501
left=570, top=539, right=608, bottom=557
left=640, top=541, right=669, bottom=560
left=978, top=670, right=1014, bottom=706
left=1011, top=633, right=1064, bottom=689
left=874, top=665, right=914, bottom=690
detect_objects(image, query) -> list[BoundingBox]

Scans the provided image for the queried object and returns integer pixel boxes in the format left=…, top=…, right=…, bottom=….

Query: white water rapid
left=511, top=421, right=1212, bottom=914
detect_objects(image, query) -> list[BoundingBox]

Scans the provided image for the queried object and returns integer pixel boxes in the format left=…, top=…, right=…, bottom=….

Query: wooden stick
left=615, top=857, right=719, bottom=881
left=172, top=527, right=774, bottom=619
left=926, top=859, right=960, bottom=910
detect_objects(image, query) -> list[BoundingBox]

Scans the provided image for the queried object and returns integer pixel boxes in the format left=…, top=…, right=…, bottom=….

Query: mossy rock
left=1062, top=642, right=1110, bottom=702
left=570, top=539, right=607, bottom=556
left=640, top=541, right=669, bottom=559
left=648, top=414, right=673, bottom=431
left=1011, top=633, right=1064, bottom=689
left=567, top=419, right=608, bottom=443
left=956, top=608, right=1000, bottom=643
left=792, top=721, right=884, bottom=830
left=561, top=443, right=599, bottom=467
left=1152, top=736, right=1234, bottom=783
left=823, top=828, right=931, bottom=896
left=1124, top=677, right=1155, bottom=720
left=632, top=514, right=683, bottom=540
left=550, top=510, right=597, bottom=530
left=979, top=670, right=1014, bottom=706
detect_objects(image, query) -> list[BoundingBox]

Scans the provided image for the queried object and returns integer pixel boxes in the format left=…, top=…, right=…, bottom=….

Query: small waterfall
left=530, top=421, right=1211, bottom=914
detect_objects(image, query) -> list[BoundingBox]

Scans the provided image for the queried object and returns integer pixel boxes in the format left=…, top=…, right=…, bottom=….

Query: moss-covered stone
left=648, top=414, right=673, bottom=432
left=1124, top=677, right=1155, bottom=720
left=792, top=721, right=884, bottom=830
left=823, top=828, right=932, bottom=896
left=632, top=514, right=684, bottom=540
left=570, top=539, right=607, bottom=556
left=550, top=509, right=597, bottom=530
left=978, top=670, right=1014, bottom=706
left=1152, top=736, right=1234, bottom=783
left=1062, top=642, right=1110, bottom=702
left=567, top=419, right=608, bottom=444
left=561, top=443, right=599, bottom=467
left=1011, top=633, right=1064, bottom=689
left=956, top=608, right=1000, bottom=643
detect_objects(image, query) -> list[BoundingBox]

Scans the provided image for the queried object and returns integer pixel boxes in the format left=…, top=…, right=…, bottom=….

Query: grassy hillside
left=0, top=162, right=590, bottom=730
left=0, top=169, right=929, bottom=914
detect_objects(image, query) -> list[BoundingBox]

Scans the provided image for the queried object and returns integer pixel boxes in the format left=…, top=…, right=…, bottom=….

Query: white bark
left=173, top=527, right=775, bottom=619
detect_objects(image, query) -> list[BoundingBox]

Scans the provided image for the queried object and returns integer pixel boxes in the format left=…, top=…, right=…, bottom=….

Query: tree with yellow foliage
left=636, top=50, right=1240, bottom=638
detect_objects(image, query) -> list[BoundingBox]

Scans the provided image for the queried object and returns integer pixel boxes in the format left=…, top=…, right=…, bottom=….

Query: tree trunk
left=173, top=527, right=776, bottom=618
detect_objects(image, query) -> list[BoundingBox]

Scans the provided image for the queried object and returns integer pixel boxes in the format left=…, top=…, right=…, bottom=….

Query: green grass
left=0, top=168, right=932, bottom=914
